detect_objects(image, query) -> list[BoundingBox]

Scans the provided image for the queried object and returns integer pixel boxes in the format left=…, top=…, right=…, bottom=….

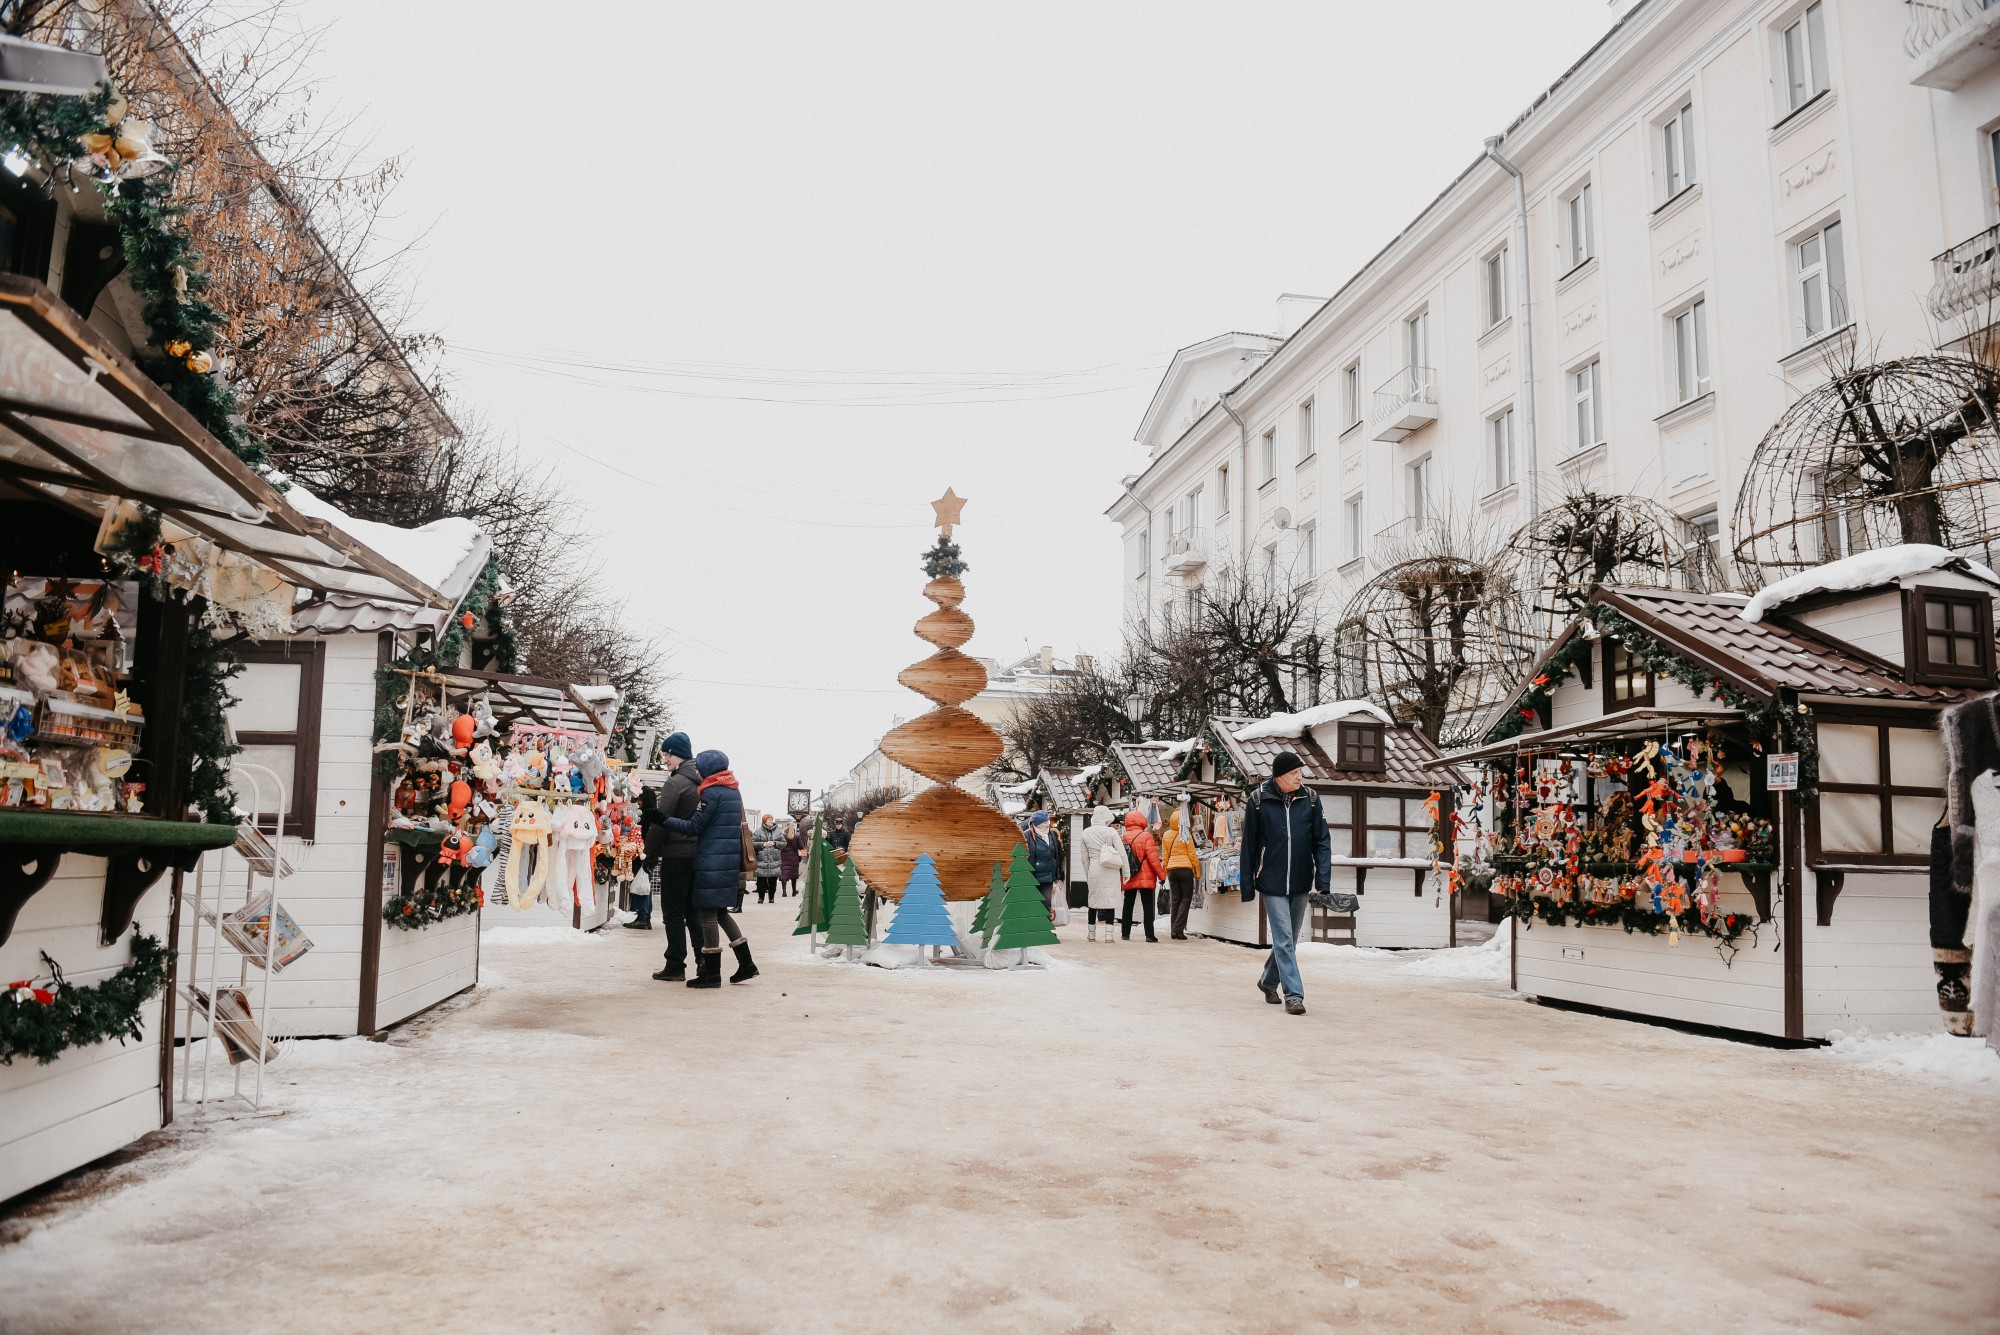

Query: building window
left=1408, top=455, right=1435, bottom=528
left=1659, top=101, right=1697, bottom=202
left=1343, top=361, right=1362, bottom=428
left=1184, top=486, right=1202, bottom=533
left=1685, top=509, right=1721, bottom=582
left=228, top=641, right=325, bottom=840
left=1602, top=639, right=1654, bottom=710
left=1136, top=530, right=1148, bottom=575
left=1670, top=299, right=1711, bottom=404
left=1301, top=520, right=1317, bottom=574
left=1571, top=359, right=1603, bottom=453
left=1298, top=399, right=1315, bottom=462
left=1489, top=408, right=1517, bottom=492
left=1779, top=2, right=1829, bottom=117
left=1794, top=219, right=1847, bottom=343
left=1405, top=308, right=1430, bottom=370
left=1812, top=717, right=1946, bottom=865
left=1365, top=794, right=1431, bottom=858
left=1484, top=246, right=1509, bottom=329
left=1326, top=791, right=1358, bottom=856
left=1989, top=126, right=2000, bottom=216
left=1262, top=543, right=1277, bottom=576
left=1905, top=587, right=1995, bottom=687
left=1261, top=428, right=1276, bottom=483
left=1216, top=462, right=1230, bottom=516
left=1562, top=182, right=1595, bottom=273
left=1162, top=503, right=1173, bottom=538
left=1344, top=494, right=1365, bottom=563
left=1807, top=470, right=1862, bottom=561
left=1336, top=721, right=1385, bottom=772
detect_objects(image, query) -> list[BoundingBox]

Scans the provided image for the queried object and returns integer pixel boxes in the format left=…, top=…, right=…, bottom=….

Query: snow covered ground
left=2, top=902, right=1997, bottom=1333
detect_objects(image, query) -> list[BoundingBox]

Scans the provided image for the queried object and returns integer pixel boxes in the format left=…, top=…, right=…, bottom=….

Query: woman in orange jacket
left=1121, top=808, right=1165, bottom=942
left=1159, top=806, right=1202, bottom=940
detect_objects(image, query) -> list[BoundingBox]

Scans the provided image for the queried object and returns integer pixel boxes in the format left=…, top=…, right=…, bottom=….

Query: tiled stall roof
left=1212, top=717, right=1463, bottom=790
left=1040, top=766, right=1091, bottom=812
left=1600, top=586, right=1979, bottom=704
left=1112, top=742, right=1182, bottom=794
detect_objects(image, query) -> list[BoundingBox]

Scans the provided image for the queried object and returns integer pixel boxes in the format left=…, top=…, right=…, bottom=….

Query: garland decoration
left=1, top=931, right=172, bottom=1065
left=371, top=555, right=516, bottom=781
left=1503, top=887, right=1759, bottom=965
left=382, top=878, right=482, bottom=930
left=921, top=534, right=968, bottom=579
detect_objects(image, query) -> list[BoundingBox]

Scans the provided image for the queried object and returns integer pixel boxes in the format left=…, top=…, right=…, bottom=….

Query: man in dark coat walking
left=1239, top=750, right=1332, bottom=1015
left=650, top=732, right=703, bottom=982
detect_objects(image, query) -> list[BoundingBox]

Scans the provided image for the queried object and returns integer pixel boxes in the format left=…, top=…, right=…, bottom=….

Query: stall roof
left=1112, top=741, right=1183, bottom=795
left=421, top=665, right=611, bottom=735
left=1448, top=705, right=1748, bottom=764
left=0, top=278, right=445, bottom=607
left=1040, top=765, right=1092, bottom=812
left=1212, top=715, right=1466, bottom=789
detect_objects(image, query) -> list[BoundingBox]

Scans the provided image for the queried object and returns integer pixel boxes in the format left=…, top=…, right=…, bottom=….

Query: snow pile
left=1075, top=763, right=1103, bottom=785
left=993, top=779, right=1039, bottom=795
left=1821, top=1029, right=2000, bottom=1087
left=1396, top=919, right=1512, bottom=982
left=1157, top=737, right=1200, bottom=762
left=283, top=480, right=488, bottom=596
left=479, top=923, right=613, bottom=948
left=1233, top=700, right=1392, bottom=743
left=1742, top=544, right=2000, bottom=622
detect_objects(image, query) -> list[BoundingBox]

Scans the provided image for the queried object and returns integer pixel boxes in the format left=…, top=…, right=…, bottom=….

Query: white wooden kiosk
left=200, top=495, right=493, bottom=1038
left=0, top=279, right=447, bottom=1201
left=1453, top=559, right=1994, bottom=1042
left=1184, top=707, right=1465, bottom=949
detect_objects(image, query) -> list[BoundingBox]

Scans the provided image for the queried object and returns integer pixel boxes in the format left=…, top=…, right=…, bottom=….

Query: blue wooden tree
left=883, top=853, right=958, bottom=947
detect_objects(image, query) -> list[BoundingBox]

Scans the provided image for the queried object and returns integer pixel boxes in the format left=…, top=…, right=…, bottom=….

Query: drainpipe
left=1218, top=387, right=1251, bottom=564
left=1484, top=136, right=1540, bottom=518
left=1121, top=477, right=1153, bottom=635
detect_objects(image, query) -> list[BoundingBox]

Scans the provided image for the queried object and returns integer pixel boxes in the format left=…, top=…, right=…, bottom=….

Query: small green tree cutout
left=993, top=843, right=1058, bottom=952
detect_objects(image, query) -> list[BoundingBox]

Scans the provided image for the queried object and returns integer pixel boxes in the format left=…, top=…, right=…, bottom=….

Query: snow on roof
left=1075, top=763, right=1103, bottom=784
left=1233, top=700, right=1392, bottom=743
left=994, top=779, right=1039, bottom=794
left=1157, top=737, right=1199, bottom=762
left=575, top=683, right=619, bottom=702
left=283, top=481, right=489, bottom=600
left=1742, top=544, right=2000, bottom=623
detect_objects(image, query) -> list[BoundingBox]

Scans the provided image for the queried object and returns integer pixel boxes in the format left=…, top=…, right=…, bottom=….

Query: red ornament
left=460, top=611, right=476, bottom=629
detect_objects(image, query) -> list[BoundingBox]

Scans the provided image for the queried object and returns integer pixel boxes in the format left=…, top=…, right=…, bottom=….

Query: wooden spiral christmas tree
left=850, top=489, right=1023, bottom=902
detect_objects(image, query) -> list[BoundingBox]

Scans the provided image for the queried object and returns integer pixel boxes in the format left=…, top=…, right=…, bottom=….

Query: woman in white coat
left=1080, top=805, right=1127, bottom=943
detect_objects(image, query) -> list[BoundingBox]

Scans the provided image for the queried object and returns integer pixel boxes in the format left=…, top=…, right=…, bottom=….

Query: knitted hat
left=662, top=731, right=693, bottom=761
left=1272, top=751, right=1304, bottom=779
left=1027, top=810, right=1049, bottom=827
left=695, top=749, right=730, bottom=778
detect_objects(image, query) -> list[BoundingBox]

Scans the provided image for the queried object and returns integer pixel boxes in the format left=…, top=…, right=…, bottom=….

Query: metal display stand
left=174, top=762, right=289, bottom=1117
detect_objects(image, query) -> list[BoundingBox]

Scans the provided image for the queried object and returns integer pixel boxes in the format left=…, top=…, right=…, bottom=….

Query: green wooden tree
left=824, top=854, right=869, bottom=949
left=792, top=817, right=825, bottom=936
left=993, top=843, right=1058, bottom=952
left=968, top=858, right=1005, bottom=941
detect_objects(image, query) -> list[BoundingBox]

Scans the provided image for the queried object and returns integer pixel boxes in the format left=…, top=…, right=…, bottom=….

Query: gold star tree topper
left=931, top=487, right=967, bottom=536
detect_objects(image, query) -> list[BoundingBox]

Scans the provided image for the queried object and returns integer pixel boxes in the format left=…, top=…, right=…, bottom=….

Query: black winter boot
left=729, top=940, right=759, bottom=984
left=686, top=952, right=722, bottom=989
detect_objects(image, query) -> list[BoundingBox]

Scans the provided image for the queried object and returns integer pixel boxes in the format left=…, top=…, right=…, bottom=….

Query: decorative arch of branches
left=1732, top=355, right=2000, bottom=584
left=1507, top=490, right=1724, bottom=637
left=1333, top=553, right=1533, bottom=747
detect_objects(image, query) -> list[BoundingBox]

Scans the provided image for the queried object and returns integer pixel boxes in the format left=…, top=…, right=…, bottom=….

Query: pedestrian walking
left=1024, top=811, right=1062, bottom=917
left=1239, top=751, right=1332, bottom=1016
left=649, top=732, right=702, bottom=982
left=1080, top=805, right=1125, bottom=942
left=829, top=817, right=852, bottom=853
left=780, top=821, right=805, bottom=896
left=661, top=749, right=758, bottom=988
left=1120, top=808, right=1164, bottom=942
left=624, top=788, right=659, bottom=929
left=751, top=812, right=783, bottom=903
left=1160, top=804, right=1202, bottom=940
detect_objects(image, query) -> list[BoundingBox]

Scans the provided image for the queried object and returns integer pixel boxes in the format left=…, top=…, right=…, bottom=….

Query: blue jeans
left=1258, top=893, right=1310, bottom=1000
left=629, top=892, right=652, bottom=925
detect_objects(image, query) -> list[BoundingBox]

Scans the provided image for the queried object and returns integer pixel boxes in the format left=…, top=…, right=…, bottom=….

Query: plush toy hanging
left=506, top=800, right=553, bottom=910
left=469, top=742, right=500, bottom=784
left=448, top=777, right=472, bottom=821
left=452, top=713, right=476, bottom=752
left=552, top=803, right=601, bottom=913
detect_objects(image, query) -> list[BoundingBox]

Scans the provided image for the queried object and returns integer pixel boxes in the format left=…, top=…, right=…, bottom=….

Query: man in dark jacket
left=650, top=732, right=703, bottom=982
left=828, top=818, right=852, bottom=852
left=1239, top=751, right=1332, bottom=1015
left=1024, top=811, right=1063, bottom=913
left=660, top=748, right=757, bottom=990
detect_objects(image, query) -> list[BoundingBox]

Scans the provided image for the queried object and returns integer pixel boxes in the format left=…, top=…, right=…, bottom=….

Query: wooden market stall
left=1178, top=708, right=1464, bottom=950
left=0, top=279, right=446, bottom=1200
left=1454, top=566, right=1996, bottom=1042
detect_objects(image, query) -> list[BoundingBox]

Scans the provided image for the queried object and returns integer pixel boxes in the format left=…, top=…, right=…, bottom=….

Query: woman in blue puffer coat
left=662, top=749, right=757, bottom=988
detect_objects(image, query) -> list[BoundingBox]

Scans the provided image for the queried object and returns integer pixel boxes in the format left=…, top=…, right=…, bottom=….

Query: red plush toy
left=448, top=778, right=472, bottom=821
left=451, top=713, right=476, bottom=751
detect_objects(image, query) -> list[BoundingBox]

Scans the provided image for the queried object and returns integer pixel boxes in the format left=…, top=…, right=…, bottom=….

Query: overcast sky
left=290, top=0, right=1617, bottom=812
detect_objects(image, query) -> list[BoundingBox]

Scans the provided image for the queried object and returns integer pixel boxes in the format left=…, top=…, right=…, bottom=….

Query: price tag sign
left=1767, top=753, right=1799, bottom=791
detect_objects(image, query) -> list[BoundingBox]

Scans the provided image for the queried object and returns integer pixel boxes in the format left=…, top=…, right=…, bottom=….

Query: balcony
left=1162, top=531, right=1207, bottom=577
left=1370, top=365, right=1438, bottom=443
left=1929, top=223, right=2000, bottom=323
left=1905, top=0, right=2000, bottom=89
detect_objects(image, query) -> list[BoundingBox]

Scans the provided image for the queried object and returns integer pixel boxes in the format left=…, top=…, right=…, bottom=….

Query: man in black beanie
left=1238, top=749, right=1332, bottom=1014
left=651, top=731, right=702, bottom=982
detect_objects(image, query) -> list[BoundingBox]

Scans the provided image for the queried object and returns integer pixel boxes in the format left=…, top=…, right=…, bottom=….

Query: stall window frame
left=1601, top=639, right=1656, bottom=711
left=1805, top=708, right=1946, bottom=869
left=1902, top=585, right=1995, bottom=688
left=1361, top=790, right=1435, bottom=860
left=1336, top=721, right=1386, bottom=772
left=230, top=639, right=324, bottom=840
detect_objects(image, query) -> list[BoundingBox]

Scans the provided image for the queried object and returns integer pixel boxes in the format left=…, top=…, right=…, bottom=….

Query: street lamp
left=1124, top=689, right=1150, bottom=740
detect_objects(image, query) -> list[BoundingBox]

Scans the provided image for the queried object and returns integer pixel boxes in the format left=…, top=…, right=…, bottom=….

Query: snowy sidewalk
left=2, top=900, right=1997, bottom=1333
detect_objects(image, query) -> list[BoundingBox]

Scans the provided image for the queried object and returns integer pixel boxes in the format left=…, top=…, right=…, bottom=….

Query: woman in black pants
left=661, top=750, right=759, bottom=988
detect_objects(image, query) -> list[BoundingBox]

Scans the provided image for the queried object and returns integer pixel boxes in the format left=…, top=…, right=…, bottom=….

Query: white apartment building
left=1111, top=0, right=2000, bottom=638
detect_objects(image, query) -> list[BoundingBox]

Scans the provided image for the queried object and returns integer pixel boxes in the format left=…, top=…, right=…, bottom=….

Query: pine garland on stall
left=382, top=878, right=482, bottom=930
left=0, top=932, right=172, bottom=1065
left=182, top=621, right=242, bottom=824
